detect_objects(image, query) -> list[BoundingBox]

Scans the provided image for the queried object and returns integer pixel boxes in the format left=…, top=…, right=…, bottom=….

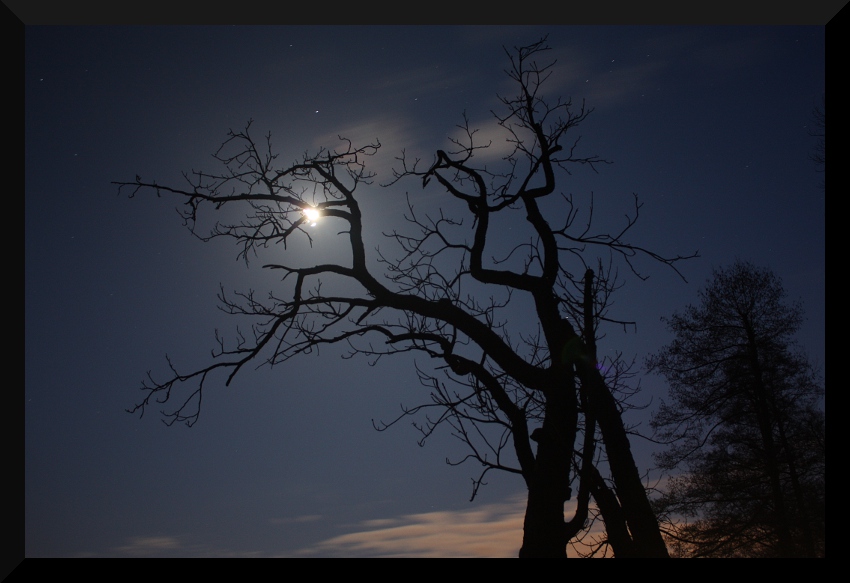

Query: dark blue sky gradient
left=25, top=25, right=824, bottom=557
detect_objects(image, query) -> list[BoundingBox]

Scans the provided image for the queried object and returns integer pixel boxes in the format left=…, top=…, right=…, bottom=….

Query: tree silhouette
left=647, top=261, right=825, bottom=557
left=116, top=38, right=693, bottom=557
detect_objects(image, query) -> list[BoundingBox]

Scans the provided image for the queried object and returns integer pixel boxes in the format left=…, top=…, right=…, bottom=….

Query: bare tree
left=116, top=38, right=693, bottom=557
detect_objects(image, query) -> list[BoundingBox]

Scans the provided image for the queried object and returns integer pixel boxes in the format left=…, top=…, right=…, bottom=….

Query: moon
left=302, top=207, right=320, bottom=227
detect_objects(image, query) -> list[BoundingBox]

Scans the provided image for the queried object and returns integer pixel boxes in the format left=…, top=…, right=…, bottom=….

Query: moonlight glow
left=302, top=206, right=320, bottom=227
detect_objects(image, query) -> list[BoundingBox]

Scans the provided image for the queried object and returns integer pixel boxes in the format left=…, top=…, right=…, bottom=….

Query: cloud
left=295, top=495, right=527, bottom=557
left=101, top=495, right=610, bottom=557
left=583, top=61, right=669, bottom=109
left=113, top=536, right=182, bottom=556
left=445, top=119, right=522, bottom=165
left=293, top=493, right=610, bottom=558
left=308, top=113, right=429, bottom=180
left=370, top=64, right=473, bottom=104
left=269, top=514, right=323, bottom=525
left=107, top=535, right=266, bottom=558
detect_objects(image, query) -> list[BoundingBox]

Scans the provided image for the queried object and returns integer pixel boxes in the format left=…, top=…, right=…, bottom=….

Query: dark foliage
left=647, top=261, right=825, bottom=557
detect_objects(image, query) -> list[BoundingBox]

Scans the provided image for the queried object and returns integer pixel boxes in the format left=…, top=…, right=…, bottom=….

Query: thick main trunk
left=519, top=382, right=576, bottom=558
left=518, top=271, right=669, bottom=557
left=519, top=481, right=569, bottom=557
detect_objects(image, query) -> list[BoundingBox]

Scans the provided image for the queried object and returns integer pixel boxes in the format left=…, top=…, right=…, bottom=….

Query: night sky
left=24, top=24, right=824, bottom=557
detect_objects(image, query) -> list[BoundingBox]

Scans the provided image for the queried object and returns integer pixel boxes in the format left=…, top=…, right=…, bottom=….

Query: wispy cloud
left=370, top=64, right=473, bottom=104
left=105, top=535, right=266, bottom=558
left=445, top=119, right=522, bottom=165
left=113, top=536, right=182, bottom=556
left=293, top=493, right=609, bottom=557
left=99, top=495, right=610, bottom=557
left=295, top=495, right=527, bottom=557
left=312, top=113, right=419, bottom=151
left=269, top=514, right=323, bottom=525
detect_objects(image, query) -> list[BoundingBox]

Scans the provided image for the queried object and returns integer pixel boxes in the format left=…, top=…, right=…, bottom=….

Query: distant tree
left=647, top=261, right=824, bottom=557
left=116, top=38, right=694, bottom=557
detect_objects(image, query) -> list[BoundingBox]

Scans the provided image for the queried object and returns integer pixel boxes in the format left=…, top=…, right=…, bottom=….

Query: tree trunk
left=519, top=382, right=576, bottom=557
left=774, top=413, right=816, bottom=556
left=589, top=465, right=636, bottom=557
left=744, top=322, right=793, bottom=556
left=519, top=479, right=569, bottom=557
left=580, top=363, right=669, bottom=557
left=578, top=270, right=669, bottom=557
